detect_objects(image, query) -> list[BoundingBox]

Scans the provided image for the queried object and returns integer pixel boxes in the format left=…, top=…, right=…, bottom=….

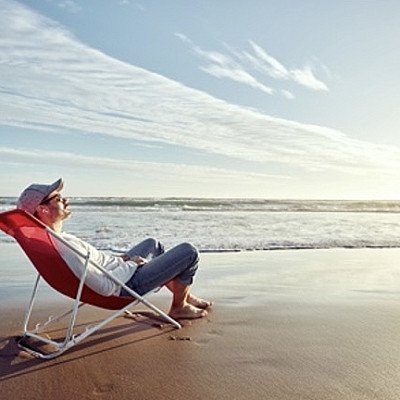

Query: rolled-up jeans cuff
left=177, top=276, right=194, bottom=286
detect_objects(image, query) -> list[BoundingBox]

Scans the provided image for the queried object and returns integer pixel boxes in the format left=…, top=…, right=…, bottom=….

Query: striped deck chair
left=0, top=209, right=181, bottom=359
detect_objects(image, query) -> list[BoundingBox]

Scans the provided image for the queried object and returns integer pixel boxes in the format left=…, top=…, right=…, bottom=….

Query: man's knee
left=142, top=237, right=157, bottom=247
left=178, top=242, right=199, bottom=260
left=143, top=237, right=164, bottom=252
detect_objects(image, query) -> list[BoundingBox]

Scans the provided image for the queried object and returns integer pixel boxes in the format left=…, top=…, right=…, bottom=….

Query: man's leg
left=123, top=242, right=211, bottom=319
left=125, top=237, right=164, bottom=260
left=165, top=281, right=212, bottom=310
left=167, top=279, right=208, bottom=319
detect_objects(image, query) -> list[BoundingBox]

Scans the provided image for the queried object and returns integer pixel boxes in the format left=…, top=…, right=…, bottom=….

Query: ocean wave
left=2, top=234, right=400, bottom=251
left=95, top=243, right=400, bottom=253
left=2, top=197, right=400, bottom=251
left=2, top=197, right=400, bottom=213
left=39, top=197, right=400, bottom=213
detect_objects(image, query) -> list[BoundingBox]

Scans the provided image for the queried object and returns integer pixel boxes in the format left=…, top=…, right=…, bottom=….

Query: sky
left=1, top=0, right=400, bottom=199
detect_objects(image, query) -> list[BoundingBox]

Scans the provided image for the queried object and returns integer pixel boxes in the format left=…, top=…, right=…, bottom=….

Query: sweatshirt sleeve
left=50, top=234, right=137, bottom=297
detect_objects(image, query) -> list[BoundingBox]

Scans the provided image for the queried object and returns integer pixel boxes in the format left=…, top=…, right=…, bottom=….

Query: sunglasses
left=40, top=193, right=64, bottom=205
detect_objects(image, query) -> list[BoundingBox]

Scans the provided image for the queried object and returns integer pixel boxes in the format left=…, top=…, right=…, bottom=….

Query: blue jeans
left=119, top=238, right=199, bottom=296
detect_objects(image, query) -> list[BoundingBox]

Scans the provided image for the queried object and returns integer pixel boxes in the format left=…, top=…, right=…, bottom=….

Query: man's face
left=39, top=191, right=71, bottom=222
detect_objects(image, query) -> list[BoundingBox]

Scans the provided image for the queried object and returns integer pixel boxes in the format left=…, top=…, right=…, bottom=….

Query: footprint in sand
left=93, top=383, right=116, bottom=396
left=193, top=328, right=223, bottom=346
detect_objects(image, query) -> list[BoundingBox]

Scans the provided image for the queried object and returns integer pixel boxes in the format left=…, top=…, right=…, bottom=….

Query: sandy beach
left=2, top=245, right=400, bottom=399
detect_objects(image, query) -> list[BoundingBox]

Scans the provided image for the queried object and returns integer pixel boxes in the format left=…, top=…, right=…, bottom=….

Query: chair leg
left=21, top=273, right=86, bottom=335
left=17, top=253, right=92, bottom=359
left=22, top=273, right=41, bottom=334
left=32, top=303, right=86, bottom=334
left=64, top=250, right=91, bottom=343
left=17, top=249, right=181, bottom=359
left=17, top=298, right=149, bottom=359
left=17, top=253, right=142, bottom=359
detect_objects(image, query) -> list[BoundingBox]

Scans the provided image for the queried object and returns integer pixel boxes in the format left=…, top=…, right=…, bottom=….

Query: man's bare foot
left=187, top=294, right=213, bottom=309
left=169, top=304, right=208, bottom=320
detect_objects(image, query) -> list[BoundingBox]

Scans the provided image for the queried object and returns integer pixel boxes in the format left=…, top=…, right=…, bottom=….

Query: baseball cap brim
left=46, top=178, right=64, bottom=198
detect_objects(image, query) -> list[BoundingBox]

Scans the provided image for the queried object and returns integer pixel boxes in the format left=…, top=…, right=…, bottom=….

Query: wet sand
left=2, top=246, right=400, bottom=399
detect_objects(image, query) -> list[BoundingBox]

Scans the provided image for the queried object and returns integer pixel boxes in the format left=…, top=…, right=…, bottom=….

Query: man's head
left=17, top=178, right=71, bottom=228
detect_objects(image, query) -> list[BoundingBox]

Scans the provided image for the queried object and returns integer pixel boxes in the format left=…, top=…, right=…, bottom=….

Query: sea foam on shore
left=1, top=197, right=400, bottom=252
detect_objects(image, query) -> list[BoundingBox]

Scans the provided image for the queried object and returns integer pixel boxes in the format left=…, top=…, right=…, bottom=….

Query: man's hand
left=121, top=254, right=148, bottom=266
left=132, top=256, right=148, bottom=266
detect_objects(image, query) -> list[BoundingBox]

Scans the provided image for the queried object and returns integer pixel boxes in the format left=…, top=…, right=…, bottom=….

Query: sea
left=1, top=197, right=400, bottom=252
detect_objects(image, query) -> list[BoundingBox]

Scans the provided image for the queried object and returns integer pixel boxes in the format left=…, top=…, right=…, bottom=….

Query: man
left=17, top=178, right=212, bottom=319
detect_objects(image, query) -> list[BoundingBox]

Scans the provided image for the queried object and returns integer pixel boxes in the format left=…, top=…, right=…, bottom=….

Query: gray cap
left=17, top=178, right=64, bottom=214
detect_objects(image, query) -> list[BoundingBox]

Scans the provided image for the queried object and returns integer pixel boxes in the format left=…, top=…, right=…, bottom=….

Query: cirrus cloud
left=1, top=0, right=400, bottom=190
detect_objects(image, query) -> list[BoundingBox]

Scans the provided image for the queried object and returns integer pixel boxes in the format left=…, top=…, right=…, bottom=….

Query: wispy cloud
left=1, top=0, right=399, bottom=183
left=176, top=34, right=328, bottom=96
left=0, top=146, right=285, bottom=185
left=281, top=89, right=295, bottom=100
left=246, top=40, right=328, bottom=91
left=175, top=33, right=274, bottom=95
